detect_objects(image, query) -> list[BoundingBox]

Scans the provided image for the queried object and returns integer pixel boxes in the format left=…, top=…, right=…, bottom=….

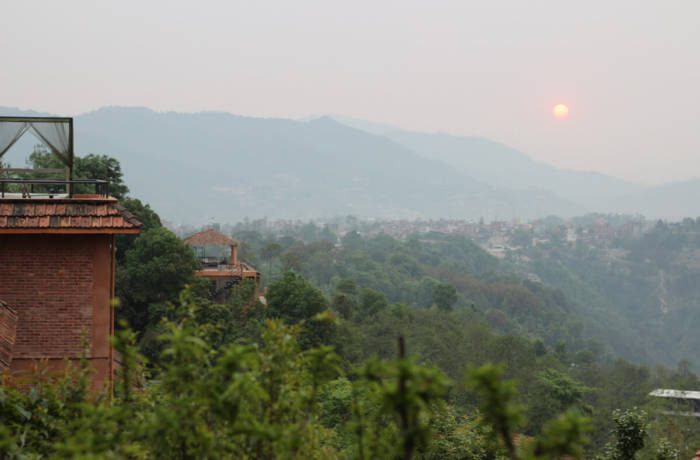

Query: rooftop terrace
left=0, top=116, right=91, bottom=200
left=0, top=178, right=111, bottom=199
left=183, top=228, right=260, bottom=278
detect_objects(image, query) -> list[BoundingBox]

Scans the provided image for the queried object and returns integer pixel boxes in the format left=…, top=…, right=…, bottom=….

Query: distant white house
left=649, top=389, right=700, bottom=417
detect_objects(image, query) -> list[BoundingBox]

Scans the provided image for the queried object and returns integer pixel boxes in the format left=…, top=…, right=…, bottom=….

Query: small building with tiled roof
left=0, top=116, right=141, bottom=390
left=183, top=228, right=260, bottom=300
left=0, top=195, right=141, bottom=389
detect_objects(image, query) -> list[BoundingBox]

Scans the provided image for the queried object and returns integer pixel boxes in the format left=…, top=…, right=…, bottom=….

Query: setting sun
left=552, top=103, right=569, bottom=118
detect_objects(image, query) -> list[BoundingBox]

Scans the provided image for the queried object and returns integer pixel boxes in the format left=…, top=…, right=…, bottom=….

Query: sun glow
left=552, top=104, right=569, bottom=119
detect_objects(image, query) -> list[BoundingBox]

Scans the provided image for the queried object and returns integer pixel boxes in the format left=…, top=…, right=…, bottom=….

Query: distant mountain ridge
left=0, top=106, right=697, bottom=222
left=329, top=115, right=694, bottom=218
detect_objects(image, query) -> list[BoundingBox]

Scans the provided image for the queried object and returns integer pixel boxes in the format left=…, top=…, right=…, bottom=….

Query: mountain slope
left=384, top=131, right=641, bottom=207
left=332, top=116, right=699, bottom=219
left=619, top=178, right=700, bottom=219
left=2, top=106, right=583, bottom=222
left=76, top=108, right=492, bottom=222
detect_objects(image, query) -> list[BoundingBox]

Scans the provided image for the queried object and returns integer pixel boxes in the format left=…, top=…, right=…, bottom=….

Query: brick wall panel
left=0, top=235, right=96, bottom=359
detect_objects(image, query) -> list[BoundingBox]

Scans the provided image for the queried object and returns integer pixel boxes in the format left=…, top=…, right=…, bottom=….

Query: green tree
left=467, top=364, right=525, bottom=458
left=261, top=241, right=282, bottom=280
left=358, top=288, right=389, bottom=318
left=116, top=197, right=163, bottom=264
left=74, top=154, right=129, bottom=199
left=331, top=279, right=359, bottom=320
left=433, top=283, right=458, bottom=311
left=528, top=368, right=590, bottom=434
left=467, top=364, right=590, bottom=460
left=596, top=408, right=647, bottom=460
left=360, top=337, right=451, bottom=460
left=281, top=241, right=308, bottom=272
left=266, top=271, right=334, bottom=348
left=120, top=197, right=161, bottom=230
left=341, top=230, right=364, bottom=251
left=117, top=227, right=199, bottom=333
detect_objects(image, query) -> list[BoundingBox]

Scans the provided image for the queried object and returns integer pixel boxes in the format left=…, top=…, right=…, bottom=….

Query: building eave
left=0, top=228, right=141, bottom=235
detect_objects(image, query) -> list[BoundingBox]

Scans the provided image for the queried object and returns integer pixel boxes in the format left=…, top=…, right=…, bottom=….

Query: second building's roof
left=183, top=228, right=238, bottom=247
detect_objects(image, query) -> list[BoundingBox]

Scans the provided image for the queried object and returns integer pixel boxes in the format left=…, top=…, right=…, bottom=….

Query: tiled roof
left=0, top=196, right=142, bottom=233
left=0, top=300, right=17, bottom=371
left=184, top=228, right=238, bottom=246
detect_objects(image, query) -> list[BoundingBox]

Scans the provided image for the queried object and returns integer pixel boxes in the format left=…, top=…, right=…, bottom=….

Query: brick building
left=0, top=116, right=141, bottom=390
left=0, top=197, right=141, bottom=388
left=183, top=228, right=260, bottom=299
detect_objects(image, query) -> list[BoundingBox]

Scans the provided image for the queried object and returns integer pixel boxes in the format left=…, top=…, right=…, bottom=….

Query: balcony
left=0, top=178, right=110, bottom=199
left=200, top=256, right=234, bottom=271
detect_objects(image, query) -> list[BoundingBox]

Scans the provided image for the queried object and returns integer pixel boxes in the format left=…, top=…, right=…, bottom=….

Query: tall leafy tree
left=433, top=283, right=458, bottom=311
left=116, top=197, right=163, bottom=264
left=117, top=227, right=199, bottom=333
left=596, top=409, right=647, bottom=460
left=266, top=271, right=334, bottom=348
left=261, top=241, right=282, bottom=280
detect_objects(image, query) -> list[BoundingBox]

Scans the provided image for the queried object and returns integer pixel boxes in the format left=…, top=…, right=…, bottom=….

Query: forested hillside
left=504, top=216, right=700, bottom=369
left=229, top=225, right=586, bottom=353
left=242, top=213, right=700, bottom=372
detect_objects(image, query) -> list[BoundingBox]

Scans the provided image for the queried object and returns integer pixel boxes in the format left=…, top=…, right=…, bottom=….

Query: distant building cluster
left=191, top=214, right=656, bottom=258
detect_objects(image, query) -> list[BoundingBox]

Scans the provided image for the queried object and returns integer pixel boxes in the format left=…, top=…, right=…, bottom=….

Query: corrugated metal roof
left=0, top=197, right=141, bottom=232
left=183, top=228, right=238, bottom=247
left=649, top=389, right=700, bottom=400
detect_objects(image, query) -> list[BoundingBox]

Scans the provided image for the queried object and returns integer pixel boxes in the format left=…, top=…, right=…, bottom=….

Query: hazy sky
left=3, top=1, right=699, bottom=184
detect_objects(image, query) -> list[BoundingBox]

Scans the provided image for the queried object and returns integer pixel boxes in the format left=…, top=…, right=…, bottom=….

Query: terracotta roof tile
left=184, top=228, right=238, bottom=247
left=0, top=197, right=142, bottom=233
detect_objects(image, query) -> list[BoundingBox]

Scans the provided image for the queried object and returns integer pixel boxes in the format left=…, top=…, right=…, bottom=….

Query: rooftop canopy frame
left=0, top=116, right=74, bottom=185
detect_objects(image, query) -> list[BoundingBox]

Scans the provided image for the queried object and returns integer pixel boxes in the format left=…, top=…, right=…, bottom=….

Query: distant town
left=171, top=213, right=671, bottom=258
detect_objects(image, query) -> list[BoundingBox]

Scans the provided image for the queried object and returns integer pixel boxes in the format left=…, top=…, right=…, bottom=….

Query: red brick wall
left=0, top=235, right=112, bottom=364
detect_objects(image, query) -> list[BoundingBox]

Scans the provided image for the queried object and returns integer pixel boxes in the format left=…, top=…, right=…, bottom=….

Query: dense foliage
left=507, top=216, right=700, bottom=368
left=1, top=275, right=695, bottom=458
left=0, top=296, right=589, bottom=459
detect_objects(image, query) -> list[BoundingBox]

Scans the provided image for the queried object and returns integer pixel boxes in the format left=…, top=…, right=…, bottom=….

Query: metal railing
left=201, top=262, right=237, bottom=271
left=0, top=179, right=110, bottom=198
